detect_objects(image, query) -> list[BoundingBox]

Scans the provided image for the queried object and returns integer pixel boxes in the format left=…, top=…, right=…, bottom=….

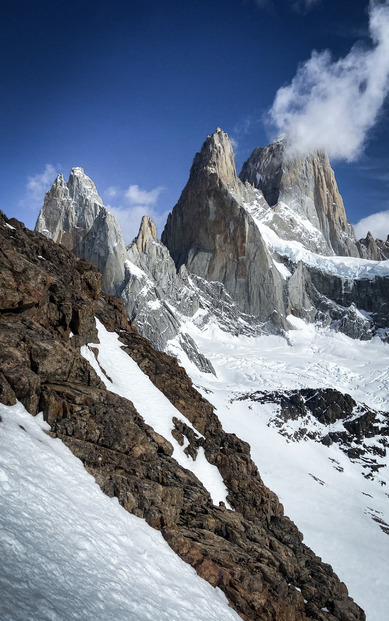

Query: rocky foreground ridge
left=36, top=129, right=389, bottom=369
left=0, top=211, right=365, bottom=620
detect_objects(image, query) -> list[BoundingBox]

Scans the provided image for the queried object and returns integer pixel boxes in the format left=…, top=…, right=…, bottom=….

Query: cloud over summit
left=268, top=1, right=389, bottom=161
left=103, top=183, right=167, bottom=245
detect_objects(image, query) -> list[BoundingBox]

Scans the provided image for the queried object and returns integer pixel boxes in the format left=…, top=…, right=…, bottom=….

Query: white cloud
left=109, top=204, right=170, bottom=245
left=105, top=186, right=119, bottom=200
left=268, top=1, right=389, bottom=161
left=230, top=136, right=239, bottom=151
left=233, top=116, right=254, bottom=135
left=125, top=184, right=165, bottom=206
left=354, top=209, right=389, bottom=240
left=103, top=183, right=167, bottom=245
left=20, top=164, right=59, bottom=211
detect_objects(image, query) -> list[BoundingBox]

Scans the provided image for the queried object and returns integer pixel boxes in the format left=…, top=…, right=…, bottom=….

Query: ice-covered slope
left=240, top=198, right=389, bottom=338
left=0, top=401, right=240, bottom=621
left=168, top=317, right=389, bottom=621
left=243, top=198, right=389, bottom=281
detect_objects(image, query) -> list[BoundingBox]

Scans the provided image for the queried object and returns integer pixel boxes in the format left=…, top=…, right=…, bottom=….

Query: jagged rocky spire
left=190, top=127, right=239, bottom=189
left=162, top=129, right=287, bottom=328
left=35, top=168, right=127, bottom=295
left=239, top=140, right=359, bottom=257
left=133, top=215, right=158, bottom=254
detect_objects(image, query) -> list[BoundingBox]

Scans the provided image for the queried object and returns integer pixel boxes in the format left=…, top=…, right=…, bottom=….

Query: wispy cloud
left=233, top=116, right=254, bottom=136
left=102, top=183, right=167, bottom=245
left=255, top=0, right=320, bottom=14
left=230, top=136, right=239, bottom=152
left=255, top=0, right=273, bottom=9
left=231, top=114, right=260, bottom=155
left=19, top=164, right=59, bottom=211
left=104, top=186, right=120, bottom=200
left=290, top=0, right=320, bottom=15
left=268, top=1, right=389, bottom=161
left=125, top=184, right=165, bottom=206
left=354, top=209, right=389, bottom=240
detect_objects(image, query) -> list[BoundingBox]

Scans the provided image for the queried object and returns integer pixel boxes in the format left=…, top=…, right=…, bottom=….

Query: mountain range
left=1, top=128, right=388, bottom=620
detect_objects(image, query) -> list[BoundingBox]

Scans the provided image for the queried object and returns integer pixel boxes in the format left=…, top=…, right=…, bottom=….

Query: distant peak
left=70, top=167, right=86, bottom=175
left=208, top=127, right=230, bottom=146
left=134, top=215, right=158, bottom=253
left=67, top=167, right=103, bottom=205
left=53, top=173, right=66, bottom=186
left=192, top=128, right=238, bottom=187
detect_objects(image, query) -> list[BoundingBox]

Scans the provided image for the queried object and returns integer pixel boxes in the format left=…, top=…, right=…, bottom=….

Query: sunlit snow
left=81, top=319, right=231, bottom=508
left=242, top=198, right=389, bottom=280
left=0, top=401, right=240, bottom=621
left=169, top=316, right=389, bottom=621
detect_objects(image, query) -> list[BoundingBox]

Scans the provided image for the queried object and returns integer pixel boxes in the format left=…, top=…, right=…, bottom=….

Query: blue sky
left=1, top=0, right=389, bottom=243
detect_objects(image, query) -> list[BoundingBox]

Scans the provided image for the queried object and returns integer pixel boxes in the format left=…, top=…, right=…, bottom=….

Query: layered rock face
left=0, top=209, right=365, bottom=621
left=35, top=167, right=127, bottom=294
left=288, top=263, right=389, bottom=334
left=239, top=141, right=359, bottom=256
left=162, top=128, right=288, bottom=328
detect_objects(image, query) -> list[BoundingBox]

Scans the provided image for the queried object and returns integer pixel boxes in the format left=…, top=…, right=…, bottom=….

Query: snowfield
left=1, top=315, right=388, bottom=620
left=0, top=401, right=240, bottom=621
left=242, top=196, right=389, bottom=280
left=168, top=316, right=389, bottom=621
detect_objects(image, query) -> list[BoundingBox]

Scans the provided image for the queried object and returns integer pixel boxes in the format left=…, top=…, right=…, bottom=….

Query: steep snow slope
left=81, top=318, right=230, bottom=507
left=168, top=318, right=389, bottom=621
left=0, top=401, right=240, bottom=621
left=242, top=197, right=389, bottom=281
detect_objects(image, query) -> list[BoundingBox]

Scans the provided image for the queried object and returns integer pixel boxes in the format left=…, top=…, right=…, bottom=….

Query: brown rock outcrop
left=0, top=210, right=365, bottom=621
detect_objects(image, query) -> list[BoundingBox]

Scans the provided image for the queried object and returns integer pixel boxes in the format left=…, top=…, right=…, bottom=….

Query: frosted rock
left=239, top=140, right=360, bottom=257
left=35, top=168, right=127, bottom=294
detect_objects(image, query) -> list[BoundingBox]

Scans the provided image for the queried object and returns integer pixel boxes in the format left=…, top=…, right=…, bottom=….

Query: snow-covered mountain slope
left=81, top=318, right=230, bottom=507
left=26, top=127, right=389, bottom=620
left=167, top=317, right=389, bottom=621
left=243, top=197, right=389, bottom=281
left=0, top=401, right=240, bottom=621
left=3, top=210, right=370, bottom=620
